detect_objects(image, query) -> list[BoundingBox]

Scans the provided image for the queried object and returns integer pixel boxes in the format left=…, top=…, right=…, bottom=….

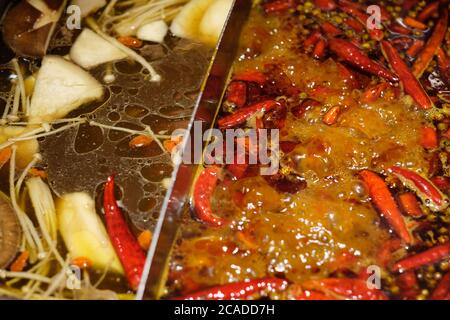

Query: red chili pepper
left=406, top=40, right=425, bottom=58
left=336, top=62, right=360, bottom=89
left=417, top=1, right=440, bottom=22
left=402, top=0, right=420, bottom=12
left=233, top=70, right=266, bottom=85
left=218, top=100, right=280, bottom=129
left=313, top=38, right=327, bottom=59
left=368, top=28, right=385, bottom=41
left=291, top=99, right=322, bottom=119
left=302, top=278, right=388, bottom=300
left=391, top=243, right=450, bottom=272
left=193, top=166, right=225, bottom=227
left=359, top=170, right=412, bottom=244
left=175, top=278, right=288, bottom=300
left=390, top=23, right=412, bottom=35
left=436, top=47, right=450, bottom=82
left=304, top=31, right=322, bottom=47
left=403, top=17, right=427, bottom=30
left=398, top=192, right=424, bottom=218
left=314, top=0, right=337, bottom=11
left=263, top=0, right=296, bottom=14
left=361, top=83, right=390, bottom=103
left=389, top=166, right=448, bottom=212
left=377, top=239, right=402, bottom=267
left=431, top=272, right=450, bottom=300
left=380, top=40, right=434, bottom=110
left=420, top=126, right=438, bottom=149
left=396, top=271, right=419, bottom=299
left=225, top=81, right=247, bottom=108
left=412, top=8, right=448, bottom=78
left=329, top=38, right=399, bottom=83
left=322, top=106, right=340, bottom=125
left=344, top=17, right=364, bottom=32
left=431, top=176, right=450, bottom=191
left=321, top=21, right=342, bottom=36
left=104, top=175, right=146, bottom=290
left=226, top=163, right=249, bottom=180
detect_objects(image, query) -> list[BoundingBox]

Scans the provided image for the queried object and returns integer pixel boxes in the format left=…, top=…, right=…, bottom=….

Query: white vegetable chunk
left=29, top=55, right=104, bottom=122
left=170, top=0, right=233, bottom=45
left=199, top=0, right=233, bottom=44
left=56, top=192, right=124, bottom=274
left=137, top=20, right=168, bottom=44
left=71, top=0, right=106, bottom=17
left=70, top=28, right=127, bottom=69
left=0, top=126, right=39, bottom=169
left=170, top=0, right=214, bottom=41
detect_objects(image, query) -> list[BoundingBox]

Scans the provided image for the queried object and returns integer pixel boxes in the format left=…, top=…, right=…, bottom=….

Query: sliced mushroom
left=0, top=194, right=22, bottom=269
left=2, top=0, right=65, bottom=58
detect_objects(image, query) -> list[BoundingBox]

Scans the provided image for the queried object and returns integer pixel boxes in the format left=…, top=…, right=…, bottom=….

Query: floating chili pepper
left=431, top=176, right=450, bottom=191
left=193, top=166, right=225, bottom=227
left=71, top=256, right=93, bottom=270
left=329, top=38, right=399, bottom=82
left=225, top=81, right=247, bottom=108
left=0, top=147, right=11, bottom=170
left=398, top=192, right=424, bottom=218
left=361, top=83, right=390, bottom=103
left=304, top=31, right=322, bottom=47
left=403, top=17, right=427, bottom=30
left=226, top=163, right=249, bottom=180
left=218, top=100, right=280, bottom=129
left=402, top=0, right=420, bottom=12
left=396, top=270, right=419, bottom=299
left=359, top=170, right=412, bottom=244
left=412, top=9, right=448, bottom=78
left=176, top=278, right=288, bottom=300
left=389, top=166, right=448, bottom=212
left=344, top=17, right=364, bottom=32
left=377, top=239, right=403, bottom=267
left=321, top=21, right=342, bottom=36
left=10, top=251, right=29, bottom=272
left=323, top=106, right=340, bottom=125
left=104, top=175, right=146, bottom=290
left=380, top=40, right=434, bottom=110
left=390, top=23, right=412, bottom=35
left=233, top=70, right=266, bottom=85
left=391, top=243, right=450, bottom=272
left=417, top=1, right=440, bottom=22
left=313, top=38, right=327, bottom=59
left=129, top=135, right=153, bottom=149
left=291, top=99, right=321, bottom=119
left=431, top=272, right=450, bottom=300
left=302, top=278, right=388, bottom=300
left=263, top=0, right=295, bottom=14
left=420, top=126, right=438, bottom=149
left=117, top=36, right=143, bottom=48
left=406, top=40, right=425, bottom=58
left=314, top=0, right=337, bottom=11
left=436, top=47, right=450, bottom=83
